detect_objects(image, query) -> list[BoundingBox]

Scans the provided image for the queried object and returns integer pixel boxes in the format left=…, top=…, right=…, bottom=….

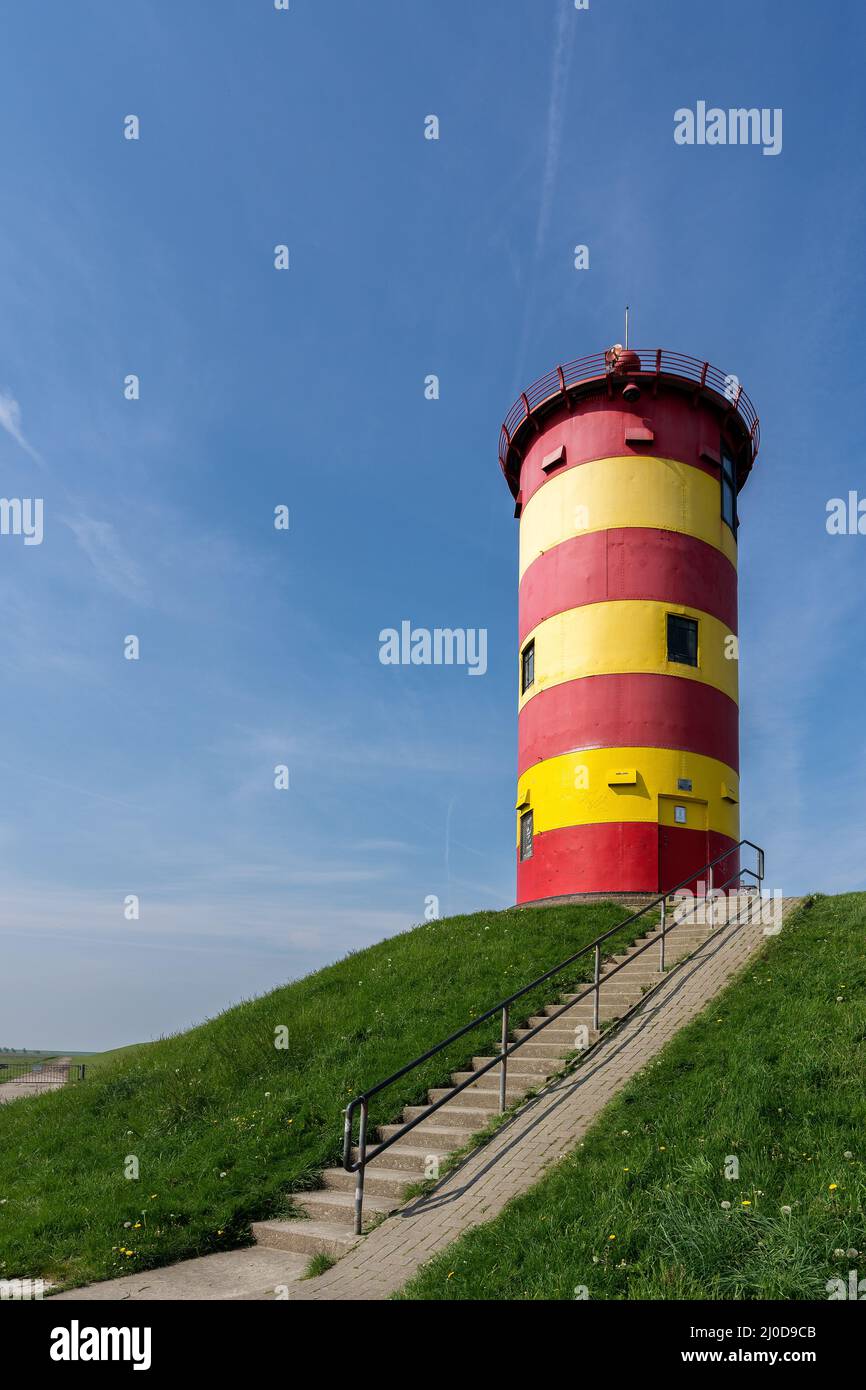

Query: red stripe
left=519, top=528, right=737, bottom=642
left=518, top=674, right=739, bottom=774
left=517, top=392, right=727, bottom=508
left=516, top=822, right=737, bottom=901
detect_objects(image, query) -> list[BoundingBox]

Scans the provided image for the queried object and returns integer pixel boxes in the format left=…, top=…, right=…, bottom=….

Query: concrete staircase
left=252, top=900, right=725, bottom=1265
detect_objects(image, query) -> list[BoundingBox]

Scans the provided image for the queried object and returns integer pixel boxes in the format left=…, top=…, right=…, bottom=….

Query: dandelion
left=834, top=1248, right=845, bottom=1258
left=844, top=1151, right=854, bottom=1160
left=846, top=1248, right=859, bottom=1259
left=781, top=1205, right=792, bottom=1216
left=721, top=1201, right=731, bottom=1210
left=829, top=1183, right=838, bottom=1192
left=741, top=1200, right=751, bottom=1207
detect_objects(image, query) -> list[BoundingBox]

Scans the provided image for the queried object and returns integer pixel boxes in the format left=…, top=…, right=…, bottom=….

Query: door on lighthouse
left=658, top=796, right=709, bottom=895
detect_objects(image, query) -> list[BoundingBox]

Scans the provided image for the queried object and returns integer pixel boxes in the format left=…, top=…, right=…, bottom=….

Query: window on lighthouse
left=519, top=810, right=534, bottom=861
left=521, top=639, right=535, bottom=693
left=721, top=450, right=737, bottom=533
left=667, top=614, right=698, bottom=667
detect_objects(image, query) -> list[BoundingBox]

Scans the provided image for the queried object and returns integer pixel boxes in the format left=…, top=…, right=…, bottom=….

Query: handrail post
left=499, top=1005, right=509, bottom=1113
left=659, top=897, right=666, bottom=972
left=757, top=846, right=765, bottom=898
left=342, top=1104, right=352, bottom=1170
left=353, top=1099, right=368, bottom=1236
left=593, top=944, right=601, bottom=1032
left=707, top=865, right=714, bottom=928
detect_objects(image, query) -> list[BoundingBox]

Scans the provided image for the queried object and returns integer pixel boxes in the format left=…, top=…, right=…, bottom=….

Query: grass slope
left=0, top=900, right=640, bottom=1290
left=399, top=893, right=866, bottom=1301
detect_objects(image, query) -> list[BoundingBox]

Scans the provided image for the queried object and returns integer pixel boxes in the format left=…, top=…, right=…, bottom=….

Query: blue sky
left=1, top=0, right=865, bottom=1049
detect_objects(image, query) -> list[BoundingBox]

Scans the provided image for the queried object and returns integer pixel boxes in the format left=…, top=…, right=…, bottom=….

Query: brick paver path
left=287, top=898, right=801, bottom=1301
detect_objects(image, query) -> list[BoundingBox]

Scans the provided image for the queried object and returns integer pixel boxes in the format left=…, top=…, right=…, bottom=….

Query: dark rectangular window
left=667, top=614, right=698, bottom=667
left=721, top=450, right=737, bottom=534
left=521, top=640, right=535, bottom=693
left=519, top=809, right=534, bottom=861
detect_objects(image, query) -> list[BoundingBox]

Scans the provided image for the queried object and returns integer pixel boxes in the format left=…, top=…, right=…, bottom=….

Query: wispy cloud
left=534, top=1, right=576, bottom=257
left=0, top=389, right=43, bottom=465
left=512, top=1, right=577, bottom=385
left=64, top=513, right=151, bottom=604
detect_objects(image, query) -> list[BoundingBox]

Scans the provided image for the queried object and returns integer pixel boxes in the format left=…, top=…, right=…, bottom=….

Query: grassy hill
left=0, top=899, right=641, bottom=1291
left=399, top=893, right=866, bottom=1301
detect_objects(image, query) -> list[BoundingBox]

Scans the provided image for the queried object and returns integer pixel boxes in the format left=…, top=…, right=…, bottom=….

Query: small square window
left=667, top=614, right=698, bottom=667
left=519, top=809, right=534, bottom=861
left=521, top=640, right=535, bottom=693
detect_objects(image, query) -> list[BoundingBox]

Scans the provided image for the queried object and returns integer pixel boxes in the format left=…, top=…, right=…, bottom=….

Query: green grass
left=0, top=899, right=641, bottom=1290
left=302, top=1251, right=336, bottom=1279
left=398, top=893, right=866, bottom=1301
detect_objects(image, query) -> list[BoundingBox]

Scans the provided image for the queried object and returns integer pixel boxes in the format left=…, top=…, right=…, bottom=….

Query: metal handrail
left=342, top=838, right=764, bottom=1233
left=498, top=348, right=761, bottom=490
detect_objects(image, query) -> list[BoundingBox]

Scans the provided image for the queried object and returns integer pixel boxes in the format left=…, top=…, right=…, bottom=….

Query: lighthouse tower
left=499, top=347, right=759, bottom=904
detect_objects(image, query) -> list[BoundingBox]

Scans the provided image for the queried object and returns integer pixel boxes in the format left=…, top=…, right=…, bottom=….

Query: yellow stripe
left=519, top=455, right=737, bottom=579
left=516, top=746, right=739, bottom=841
left=519, top=600, right=738, bottom=709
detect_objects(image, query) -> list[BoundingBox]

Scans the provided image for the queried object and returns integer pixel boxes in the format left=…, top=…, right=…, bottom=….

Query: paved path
left=0, top=1056, right=72, bottom=1105
left=286, top=897, right=802, bottom=1301
left=51, top=1247, right=309, bottom=1302
left=51, top=899, right=800, bottom=1301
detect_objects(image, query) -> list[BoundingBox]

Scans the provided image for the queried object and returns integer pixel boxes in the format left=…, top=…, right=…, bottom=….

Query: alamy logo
left=672, top=887, right=784, bottom=935
left=826, top=492, right=866, bottom=535
left=827, top=1270, right=866, bottom=1300
left=49, top=1320, right=152, bottom=1371
left=379, top=620, right=487, bottom=676
left=0, top=497, right=43, bottom=545
left=674, top=102, right=782, bottom=156
left=1, top=1277, right=45, bottom=1299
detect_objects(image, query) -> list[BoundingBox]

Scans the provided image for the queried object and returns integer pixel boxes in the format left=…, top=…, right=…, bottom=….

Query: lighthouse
left=499, top=347, right=759, bottom=904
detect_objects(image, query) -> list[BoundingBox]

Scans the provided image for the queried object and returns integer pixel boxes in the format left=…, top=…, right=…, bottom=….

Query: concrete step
left=640, top=929, right=711, bottom=945
left=429, top=1086, right=520, bottom=1111
left=294, top=1189, right=396, bottom=1228
left=354, top=1143, right=430, bottom=1173
left=472, top=1053, right=556, bottom=1076
left=378, top=1121, right=476, bottom=1149
left=601, top=966, right=665, bottom=980
left=512, top=1026, right=588, bottom=1045
left=562, top=988, right=644, bottom=1003
left=543, top=1001, right=624, bottom=1022
left=321, top=1166, right=412, bottom=1199
left=402, top=1103, right=492, bottom=1129
left=497, top=1041, right=570, bottom=1060
left=451, top=1070, right=545, bottom=1093
left=524, top=1018, right=601, bottom=1041
left=252, top=1219, right=360, bottom=1259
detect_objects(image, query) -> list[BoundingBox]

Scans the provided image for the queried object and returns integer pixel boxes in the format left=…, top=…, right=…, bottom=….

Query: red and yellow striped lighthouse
left=499, top=347, right=759, bottom=903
